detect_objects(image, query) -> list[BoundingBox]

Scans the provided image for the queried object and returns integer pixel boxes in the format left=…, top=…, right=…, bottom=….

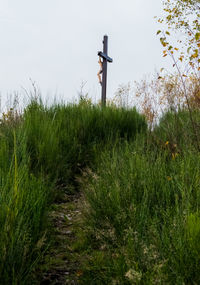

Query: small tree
left=157, top=0, right=200, bottom=69
left=156, top=0, right=200, bottom=150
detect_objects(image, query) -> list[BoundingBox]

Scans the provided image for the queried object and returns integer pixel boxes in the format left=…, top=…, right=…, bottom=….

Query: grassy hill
left=0, top=99, right=199, bottom=284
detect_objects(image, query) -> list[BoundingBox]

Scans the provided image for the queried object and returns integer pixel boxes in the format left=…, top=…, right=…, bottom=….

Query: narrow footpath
left=38, top=192, right=84, bottom=285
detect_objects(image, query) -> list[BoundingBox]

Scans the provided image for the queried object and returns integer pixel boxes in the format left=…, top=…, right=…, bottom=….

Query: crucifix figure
left=97, top=57, right=103, bottom=85
left=97, top=35, right=113, bottom=106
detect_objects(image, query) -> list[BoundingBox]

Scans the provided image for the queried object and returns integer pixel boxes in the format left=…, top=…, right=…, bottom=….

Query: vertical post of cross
left=98, top=35, right=113, bottom=107
left=102, top=35, right=108, bottom=106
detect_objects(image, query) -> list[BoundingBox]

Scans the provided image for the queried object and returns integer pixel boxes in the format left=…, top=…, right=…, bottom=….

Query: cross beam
left=98, top=35, right=113, bottom=106
left=98, top=51, right=113, bottom=63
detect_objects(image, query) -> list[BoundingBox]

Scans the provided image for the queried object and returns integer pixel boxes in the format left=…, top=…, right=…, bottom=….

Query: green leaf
left=166, top=15, right=172, bottom=21
left=191, top=49, right=198, bottom=58
left=195, top=32, right=200, bottom=41
left=157, top=30, right=161, bottom=35
left=160, top=37, right=168, bottom=47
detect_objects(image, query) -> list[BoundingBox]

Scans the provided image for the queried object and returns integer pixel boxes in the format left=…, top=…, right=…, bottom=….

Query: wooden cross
left=98, top=35, right=113, bottom=106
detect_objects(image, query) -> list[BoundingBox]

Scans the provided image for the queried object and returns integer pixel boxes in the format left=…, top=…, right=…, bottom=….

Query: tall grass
left=79, top=110, right=200, bottom=284
left=0, top=127, right=49, bottom=284
left=0, top=100, right=146, bottom=284
left=23, top=102, right=146, bottom=186
left=1, top=97, right=199, bottom=284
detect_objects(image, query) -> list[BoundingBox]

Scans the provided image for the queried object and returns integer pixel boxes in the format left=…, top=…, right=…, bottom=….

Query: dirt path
left=38, top=192, right=84, bottom=285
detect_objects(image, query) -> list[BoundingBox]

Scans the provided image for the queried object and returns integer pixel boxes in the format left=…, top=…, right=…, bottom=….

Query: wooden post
left=102, top=35, right=108, bottom=106
left=98, top=35, right=113, bottom=107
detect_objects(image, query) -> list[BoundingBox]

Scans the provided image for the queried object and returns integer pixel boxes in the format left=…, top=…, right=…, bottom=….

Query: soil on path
left=37, top=192, right=84, bottom=285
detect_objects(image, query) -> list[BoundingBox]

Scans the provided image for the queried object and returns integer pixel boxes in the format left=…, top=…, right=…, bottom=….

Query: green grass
left=78, top=111, right=200, bottom=284
left=0, top=100, right=146, bottom=284
left=0, top=129, right=49, bottom=284
left=22, top=101, right=146, bottom=185
left=0, top=98, right=199, bottom=284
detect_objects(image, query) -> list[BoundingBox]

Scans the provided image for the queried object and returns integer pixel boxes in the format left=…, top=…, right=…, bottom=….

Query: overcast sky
left=0, top=0, right=172, bottom=105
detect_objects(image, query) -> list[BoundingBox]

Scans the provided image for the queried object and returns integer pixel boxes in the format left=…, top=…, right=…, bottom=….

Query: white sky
left=0, top=0, right=173, bottom=105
